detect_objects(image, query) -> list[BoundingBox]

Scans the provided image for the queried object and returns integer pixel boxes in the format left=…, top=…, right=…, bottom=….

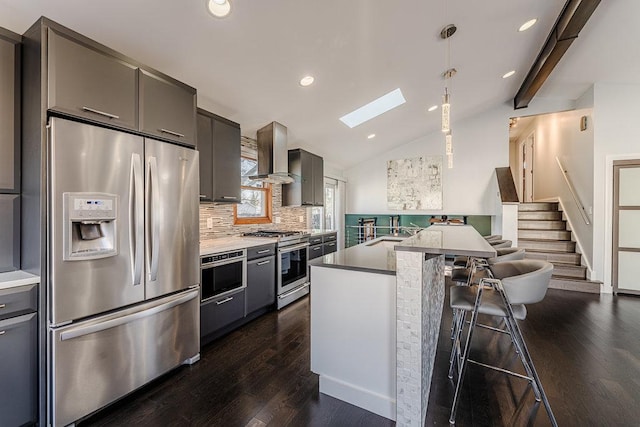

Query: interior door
left=144, top=138, right=200, bottom=299
left=521, top=133, right=534, bottom=202
left=49, top=118, right=145, bottom=324
left=613, top=160, right=640, bottom=294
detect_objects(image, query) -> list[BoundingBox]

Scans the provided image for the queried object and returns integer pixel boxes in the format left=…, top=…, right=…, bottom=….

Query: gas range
left=243, top=230, right=310, bottom=246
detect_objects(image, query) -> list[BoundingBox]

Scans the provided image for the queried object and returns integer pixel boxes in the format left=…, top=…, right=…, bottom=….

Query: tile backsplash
left=199, top=184, right=308, bottom=240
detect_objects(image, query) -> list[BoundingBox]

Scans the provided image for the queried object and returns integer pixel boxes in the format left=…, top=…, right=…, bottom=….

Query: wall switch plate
left=206, top=217, right=213, bottom=229
left=299, top=216, right=304, bottom=222
left=275, top=217, right=281, bottom=224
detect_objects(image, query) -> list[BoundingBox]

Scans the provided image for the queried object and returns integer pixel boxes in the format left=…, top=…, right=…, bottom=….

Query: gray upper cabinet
left=197, top=112, right=214, bottom=200
left=47, top=28, right=138, bottom=130
left=139, top=69, right=196, bottom=146
left=313, top=154, right=324, bottom=206
left=284, top=149, right=324, bottom=206
left=197, top=109, right=241, bottom=203
left=0, top=28, right=20, bottom=193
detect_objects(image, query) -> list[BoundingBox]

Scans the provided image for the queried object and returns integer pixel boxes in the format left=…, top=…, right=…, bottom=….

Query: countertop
left=395, top=224, right=496, bottom=258
left=309, top=229, right=337, bottom=236
left=0, top=270, right=40, bottom=290
left=310, top=235, right=406, bottom=276
left=200, top=236, right=278, bottom=256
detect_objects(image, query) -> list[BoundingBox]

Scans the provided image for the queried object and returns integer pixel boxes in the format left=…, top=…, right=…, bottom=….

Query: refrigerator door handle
left=146, top=156, right=160, bottom=282
left=131, top=153, right=144, bottom=286
left=59, top=290, right=198, bottom=341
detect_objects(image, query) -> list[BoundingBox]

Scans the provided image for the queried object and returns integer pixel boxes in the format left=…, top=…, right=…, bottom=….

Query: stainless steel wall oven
left=201, top=250, right=247, bottom=301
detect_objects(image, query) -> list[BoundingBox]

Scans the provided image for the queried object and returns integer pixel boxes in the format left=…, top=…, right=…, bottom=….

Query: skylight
left=339, top=88, right=406, bottom=128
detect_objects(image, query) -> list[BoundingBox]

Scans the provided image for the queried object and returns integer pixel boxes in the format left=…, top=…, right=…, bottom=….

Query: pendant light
left=441, top=23, right=457, bottom=168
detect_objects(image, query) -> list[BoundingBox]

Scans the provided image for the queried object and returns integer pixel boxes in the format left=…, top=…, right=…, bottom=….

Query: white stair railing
left=556, top=157, right=590, bottom=225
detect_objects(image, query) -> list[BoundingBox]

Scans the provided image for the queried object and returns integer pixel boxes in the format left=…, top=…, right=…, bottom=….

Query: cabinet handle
left=216, top=296, right=233, bottom=305
left=0, top=331, right=5, bottom=336
left=82, top=106, right=120, bottom=120
left=312, top=246, right=322, bottom=251
left=328, top=243, right=336, bottom=246
left=257, top=260, right=271, bottom=266
left=160, top=128, right=185, bottom=138
left=257, top=249, right=270, bottom=254
left=200, top=195, right=208, bottom=199
left=221, top=196, right=238, bottom=200
left=0, top=304, right=5, bottom=309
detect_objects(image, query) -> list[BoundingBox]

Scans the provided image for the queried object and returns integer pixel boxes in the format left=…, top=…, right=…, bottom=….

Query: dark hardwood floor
left=80, top=285, right=640, bottom=426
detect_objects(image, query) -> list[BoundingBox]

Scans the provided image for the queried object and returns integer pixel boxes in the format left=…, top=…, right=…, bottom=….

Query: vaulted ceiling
left=1, top=1, right=637, bottom=170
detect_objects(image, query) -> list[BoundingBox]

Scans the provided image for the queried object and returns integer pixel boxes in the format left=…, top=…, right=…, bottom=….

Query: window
left=310, top=179, right=337, bottom=230
left=234, top=156, right=272, bottom=224
left=324, top=182, right=336, bottom=230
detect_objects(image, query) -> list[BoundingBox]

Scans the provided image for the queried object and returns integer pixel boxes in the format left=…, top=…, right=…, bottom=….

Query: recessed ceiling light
left=339, top=88, right=406, bottom=128
left=207, top=0, right=231, bottom=18
left=502, top=70, right=516, bottom=79
left=367, top=133, right=376, bottom=139
left=299, top=76, right=315, bottom=87
left=518, top=18, right=537, bottom=32
left=428, top=105, right=438, bottom=112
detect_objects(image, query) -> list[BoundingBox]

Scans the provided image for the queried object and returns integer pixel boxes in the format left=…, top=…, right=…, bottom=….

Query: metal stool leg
left=449, top=286, right=484, bottom=424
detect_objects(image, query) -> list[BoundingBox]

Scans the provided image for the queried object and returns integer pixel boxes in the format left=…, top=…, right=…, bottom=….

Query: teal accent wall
left=344, top=214, right=492, bottom=247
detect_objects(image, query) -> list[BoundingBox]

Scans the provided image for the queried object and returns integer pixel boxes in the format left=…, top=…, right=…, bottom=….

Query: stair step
left=549, top=276, right=601, bottom=294
left=519, top=239, right=576, bottom=253
left=519, top=202, right=559, bottom=212
left=519, top=229, right=572, bottom=240
left=518, top=211, right=563, bottom=220
left=552, top=263, right=587, bottom=279
left=518, top=220, right=566, bottom=230
left=524, top=251, right=582, bottom=265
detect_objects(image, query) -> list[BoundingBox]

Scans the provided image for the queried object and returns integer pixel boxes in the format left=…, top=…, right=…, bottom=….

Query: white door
left=613, top=160, right=640, bottom=294
left=520, top=134, right=534, bottom=203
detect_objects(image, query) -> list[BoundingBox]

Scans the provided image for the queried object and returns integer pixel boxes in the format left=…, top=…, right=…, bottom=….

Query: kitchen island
left=310, top=235, right=405, bottom=420
left=309, top=225, right=495, bottom=426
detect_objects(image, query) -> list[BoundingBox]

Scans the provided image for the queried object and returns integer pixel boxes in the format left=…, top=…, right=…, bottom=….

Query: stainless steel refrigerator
left=47, top=117, right=200, bottom=426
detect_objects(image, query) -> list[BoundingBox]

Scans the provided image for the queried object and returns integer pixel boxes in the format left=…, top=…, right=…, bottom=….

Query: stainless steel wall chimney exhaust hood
left=249, top=122, right=296, bottom=184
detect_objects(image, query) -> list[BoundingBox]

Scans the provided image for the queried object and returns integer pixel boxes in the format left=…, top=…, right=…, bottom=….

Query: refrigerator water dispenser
left=63, top=192, right=118, bottom=260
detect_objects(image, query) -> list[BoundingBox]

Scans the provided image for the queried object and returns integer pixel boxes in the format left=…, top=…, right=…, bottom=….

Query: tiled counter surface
left=0, top=270, right=40, bottom=290
left=200, top=236, right=278, bottom=256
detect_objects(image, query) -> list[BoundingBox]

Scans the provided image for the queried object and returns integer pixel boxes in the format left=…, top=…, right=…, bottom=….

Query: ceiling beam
left=513, top=0, right=601, bottom=110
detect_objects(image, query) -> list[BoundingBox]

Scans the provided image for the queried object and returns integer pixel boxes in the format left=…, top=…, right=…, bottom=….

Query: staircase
left=518, top=202, right=600, bottom=293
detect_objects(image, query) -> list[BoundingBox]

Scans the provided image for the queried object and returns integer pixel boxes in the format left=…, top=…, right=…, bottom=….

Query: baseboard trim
left=319, top=374, right=396, bottom=421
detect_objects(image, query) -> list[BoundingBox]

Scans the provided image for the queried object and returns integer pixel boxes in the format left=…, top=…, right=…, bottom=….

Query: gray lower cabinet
left=309, top=243, right=323, bottom=260
left=0, top=194, right=20, bottom=273
left=139, top=69, right=196, bottom=146
left=246, top=255, right=276, bottom=313
left=0, top=28, right=20, bottom=194
left=200, top=289, right=245, bottom=341
left=47, top=28, right=138, bottom=130
left=323, top=240, right=337, bottom=255
left=322, top=232, right=337, bottom=255
left=196, top=109, right=241, bottom=203
left=0, top=312, right=37, bottom=427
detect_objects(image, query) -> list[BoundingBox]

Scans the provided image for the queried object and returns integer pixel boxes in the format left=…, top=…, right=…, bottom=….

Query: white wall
left=525, top=108, right=595, bottom=268
left=346, top=105, right=509, bottom=215
left=593, top=83, right=640, bottom=290
left=345, top=98, right=576, bottom=220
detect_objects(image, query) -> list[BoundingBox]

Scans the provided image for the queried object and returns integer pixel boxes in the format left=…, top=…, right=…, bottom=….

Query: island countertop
left=395, top=224, right=496, bottom=258
left=310, top=235, right=412, bottom=275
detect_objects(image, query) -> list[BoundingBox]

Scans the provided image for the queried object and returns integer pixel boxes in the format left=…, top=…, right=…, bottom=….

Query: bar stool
left=451, top=248, right=525, bottom=285
left=488, top=239, right=512, bottom=249
left=448, top=260, right=557, bottom=426
left=453, top=234, right=512, bottom=267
